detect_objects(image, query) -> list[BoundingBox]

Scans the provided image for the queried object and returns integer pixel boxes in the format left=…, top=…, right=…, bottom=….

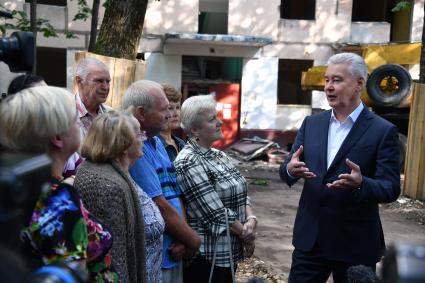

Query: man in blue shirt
left=123, top=80, right=201, bottom=283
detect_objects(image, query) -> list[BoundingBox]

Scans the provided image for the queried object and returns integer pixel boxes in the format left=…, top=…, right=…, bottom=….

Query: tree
left=92, top=0, right=149, bottom=60
left=88, top=0, right=100, bottom=51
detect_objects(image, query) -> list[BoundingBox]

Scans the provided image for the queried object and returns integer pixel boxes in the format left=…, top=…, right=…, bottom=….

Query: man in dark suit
left=280, top=52, right=400, bottom=283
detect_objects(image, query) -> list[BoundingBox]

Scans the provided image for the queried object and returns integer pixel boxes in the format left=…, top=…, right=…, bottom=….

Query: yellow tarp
left=362, top=42, right=421, bottom=72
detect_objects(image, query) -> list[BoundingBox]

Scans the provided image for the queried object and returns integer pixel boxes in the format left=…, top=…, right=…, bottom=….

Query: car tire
left=367, top=64, right=411, bottom=107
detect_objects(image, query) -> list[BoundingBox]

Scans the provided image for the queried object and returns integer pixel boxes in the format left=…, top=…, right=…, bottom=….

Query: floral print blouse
left=21, top=177, right=118, bottom=282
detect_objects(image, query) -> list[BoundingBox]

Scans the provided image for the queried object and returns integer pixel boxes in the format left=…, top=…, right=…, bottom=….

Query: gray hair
left=0, top=86, right=76, bottom=153
left=180, top=94, right=216, bottom=135
left=122, top=80, right=161, bottom=112
left=75, top=57, right=108, bottom=81
left=327, top=52, right=368, bottom=82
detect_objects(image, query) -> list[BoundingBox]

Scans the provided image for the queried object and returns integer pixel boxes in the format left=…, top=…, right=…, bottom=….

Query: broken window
left=277, top=59, right=313, bottom=105
left=199, top=0, right=228, bottom=34
left=280, top=0, right=316, bottom=20
left=182, top=56, right=242, bottom=82
left=36, top=47, right=67, bottom=87
left=25, top=0, right=67, bottom=6
left=352, top=0, right=388, bottom=22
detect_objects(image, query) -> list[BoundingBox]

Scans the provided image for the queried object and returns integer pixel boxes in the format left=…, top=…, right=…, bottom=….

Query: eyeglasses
left=136, top=131, right=147, bottom=142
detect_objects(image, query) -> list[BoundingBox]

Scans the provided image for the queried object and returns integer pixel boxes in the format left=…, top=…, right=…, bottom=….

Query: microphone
left=346, top=265, right=381, bottom=283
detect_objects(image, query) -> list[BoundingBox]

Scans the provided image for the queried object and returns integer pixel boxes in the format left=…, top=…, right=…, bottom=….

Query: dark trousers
left=289, top=245, right=376, bottom=283
left=183, top=255, right=237, bottom=283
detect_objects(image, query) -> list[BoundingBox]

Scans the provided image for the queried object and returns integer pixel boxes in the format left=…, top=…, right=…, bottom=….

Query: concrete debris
left=228, top=136, right=283, bottom=162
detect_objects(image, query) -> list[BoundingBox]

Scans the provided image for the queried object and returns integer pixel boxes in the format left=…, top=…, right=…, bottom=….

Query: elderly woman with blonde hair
left=74, top=110, right=164, bottom=283
left=174, top=95, right=257, bottom=283
left=0, top=86, right=117, bottom=282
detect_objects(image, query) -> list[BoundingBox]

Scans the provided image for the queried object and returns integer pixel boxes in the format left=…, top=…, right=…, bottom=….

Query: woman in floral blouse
left=0, top=86, right=117, bottom=282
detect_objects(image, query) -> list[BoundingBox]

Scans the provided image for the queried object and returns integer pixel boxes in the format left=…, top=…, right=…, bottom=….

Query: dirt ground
left=233, top=161, right=425, bottom=283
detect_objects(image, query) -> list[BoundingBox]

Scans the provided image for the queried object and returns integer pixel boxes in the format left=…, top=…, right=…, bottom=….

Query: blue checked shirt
left=174, top=139, right=248, bottom=267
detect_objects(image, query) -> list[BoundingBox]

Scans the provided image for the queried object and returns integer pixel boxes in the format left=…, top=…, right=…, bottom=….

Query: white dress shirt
left=286, top=103, right=364, bottom=178
left=327, top=103, right=364, bottom=168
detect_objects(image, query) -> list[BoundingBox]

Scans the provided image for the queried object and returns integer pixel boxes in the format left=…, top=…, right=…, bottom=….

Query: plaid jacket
left=174, top=139, right=248, bottom=267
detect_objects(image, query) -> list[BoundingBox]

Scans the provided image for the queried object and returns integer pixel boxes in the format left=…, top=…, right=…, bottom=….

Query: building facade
left=1, top=0, right=424, bottom=146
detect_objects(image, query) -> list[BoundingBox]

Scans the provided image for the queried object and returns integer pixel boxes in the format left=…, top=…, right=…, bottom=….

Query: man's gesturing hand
left=326, top=158, right=363, bottom=189
left=287, top=145, right=317, bottom=179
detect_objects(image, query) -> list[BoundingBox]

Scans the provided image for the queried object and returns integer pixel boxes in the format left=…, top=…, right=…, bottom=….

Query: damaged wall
left=241, top=57, right=278, bottom=129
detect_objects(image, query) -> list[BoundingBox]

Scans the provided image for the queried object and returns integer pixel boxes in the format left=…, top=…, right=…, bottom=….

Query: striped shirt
left=129, top=136, right=183, bottom=269
left=75, top=93, right=111, bottom=140
left=174, top=139, right=248, bottom=267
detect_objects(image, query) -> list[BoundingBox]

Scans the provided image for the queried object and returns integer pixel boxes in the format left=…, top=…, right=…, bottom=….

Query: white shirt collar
left=330, top=102, right=364, bottom=124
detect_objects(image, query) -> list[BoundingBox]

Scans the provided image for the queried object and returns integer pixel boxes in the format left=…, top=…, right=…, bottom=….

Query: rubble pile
left=236, top=257, right=286, bottom=283
left=382, top=196, right=425, bottom=225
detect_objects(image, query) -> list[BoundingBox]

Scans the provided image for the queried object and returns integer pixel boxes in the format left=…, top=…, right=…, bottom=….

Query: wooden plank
left=112, top=58, right=136, bottom=110
left=420, top=127, right=425, bottom=200
left=404, top=83, right=417, bottom=196
left=134, top=60, right=146, bottom=82
left=404, top=82, right=425, bottom=200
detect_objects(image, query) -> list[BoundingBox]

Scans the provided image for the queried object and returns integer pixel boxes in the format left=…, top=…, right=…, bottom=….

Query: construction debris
left=228, top=136, right=283, bottom=162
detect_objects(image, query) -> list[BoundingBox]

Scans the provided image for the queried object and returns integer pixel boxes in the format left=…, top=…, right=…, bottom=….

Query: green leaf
left=90, top=261, right=106, bottom=273
left=73, top=12, right=89, bottom=21
left=40, top=22, right=58, bottom=38
left=251, top=179, right=269, bottom=186
left=65, top=30, right=78, bottom=39
left=72, top=218, right=89, bottom=248
left=71, top=0, right=92, bottom=22
left=392, top=1, right=413, bottom=12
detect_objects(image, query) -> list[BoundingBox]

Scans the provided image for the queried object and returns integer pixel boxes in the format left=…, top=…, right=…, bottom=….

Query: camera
left=0, top=154, right=50, bottom=251
left=0, top=31, right=34, bottom=72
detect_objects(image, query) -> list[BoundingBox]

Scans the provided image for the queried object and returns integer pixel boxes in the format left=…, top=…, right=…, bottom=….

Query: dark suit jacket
left=280, top=107, right=400, bottom=264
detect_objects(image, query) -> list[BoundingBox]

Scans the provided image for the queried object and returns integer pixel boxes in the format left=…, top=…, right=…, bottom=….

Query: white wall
left=23, top=4, right=66, bottom=30
left=229, top=0, right=280, bottom=39
left=275, top=105, right=312, bottom=131
left=411, top=0, right=425, bottom=41
left=164, top=42, right=263, bottom=58
left=263, top=43, right=333, bottom=65
left=144, top=53, right=182, bottom=90
left=350, top=22, right=391, bottom=43
left=277, top=0, right=352, bottom=44
left=143, top=0, right=198, bottom=34
left=0, top=63, right=22, bottom=94
left=241, top=57, right=278, bottom=129
left=312, top=90, right=331, bottom=110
